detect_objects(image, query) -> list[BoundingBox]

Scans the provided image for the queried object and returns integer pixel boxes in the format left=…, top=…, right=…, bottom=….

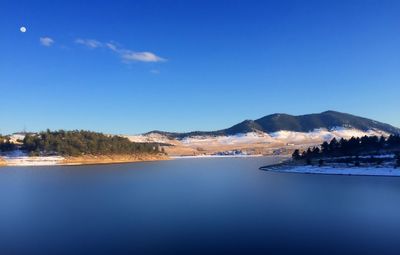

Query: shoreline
left=0, top=153, right=287, bottom=167
left=171, top=154, right=266, bottom=159
left=0, top=158, right=6, bottom=166
left=260, top=160, right=400, bottom=177
left=0, top=154, right=169, bottom=167
left=62, top=154, right=170, bottom=166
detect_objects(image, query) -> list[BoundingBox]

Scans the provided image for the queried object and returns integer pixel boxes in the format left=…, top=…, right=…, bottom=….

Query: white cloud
left=39, top=37, right=54, bottom=47
left=75, top=38, right=103, bottom=48
left=121, top=51, right=166, bottom=62
left=75, top=38, right=166, bottom=63
left=105, top=42, right=118, bottom=51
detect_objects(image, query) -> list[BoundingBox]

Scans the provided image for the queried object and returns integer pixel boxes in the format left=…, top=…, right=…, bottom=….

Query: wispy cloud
left=75, top=38, right=103, bottom=48
left=76, top=39, right=166, bottom=63
left=40, top=37, right=54, bottom=47
left=121, top=51, right=166, bottom=62
left=105, top=43, right=118, bottom=51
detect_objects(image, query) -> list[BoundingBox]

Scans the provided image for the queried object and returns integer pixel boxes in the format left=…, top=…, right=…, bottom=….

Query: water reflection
left=0, top=157, right=400, bottom=254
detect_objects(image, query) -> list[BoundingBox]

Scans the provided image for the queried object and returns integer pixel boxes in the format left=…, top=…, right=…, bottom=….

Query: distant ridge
left=148, top=111, right=400, bottom=138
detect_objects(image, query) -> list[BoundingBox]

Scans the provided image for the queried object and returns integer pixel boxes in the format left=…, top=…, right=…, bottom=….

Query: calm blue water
left=1, top=157, right=400, bottom=255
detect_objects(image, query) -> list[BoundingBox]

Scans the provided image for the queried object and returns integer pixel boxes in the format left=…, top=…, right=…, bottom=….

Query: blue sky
left=1, top=0, right=400, bottom=134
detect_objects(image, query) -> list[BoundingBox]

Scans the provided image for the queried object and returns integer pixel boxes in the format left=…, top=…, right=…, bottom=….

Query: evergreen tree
left=329, top=138, right=339, bottom=154
left=292, top=149, right=301, bottom=160
left=321, top=141, right=329, bottom=155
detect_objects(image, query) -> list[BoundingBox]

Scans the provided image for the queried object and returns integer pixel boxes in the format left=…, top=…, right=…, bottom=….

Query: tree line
left=292, top=135, right=400, bottom=160
left=1, top=130, right=164, bottom=156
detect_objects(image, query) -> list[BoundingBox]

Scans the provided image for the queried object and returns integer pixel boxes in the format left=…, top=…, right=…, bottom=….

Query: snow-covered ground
left=179, top=132, right=272, bottom=145
left=1, top=150, right=64, bottom=166
left=127, top=128, right=388, bottom=145
left=268, top=127, right=387, bottom=142
left=8, top=133, right=25, bottom=144
left=171, top=154, right=264, bottom=159
left=122, top=128, right=391, bottom=157
left=125, top=133, right=173, bottom=144
left=265, top=165, right=400, bottom=177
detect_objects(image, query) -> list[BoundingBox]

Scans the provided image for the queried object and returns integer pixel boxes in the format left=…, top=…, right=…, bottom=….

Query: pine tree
left=292, top=149, right=301, bottom=160
left=312, top=147, right=320, bottom=156
left=321, top=141, right=329, bottom=155
left=329, top=138, right=339, bottom=153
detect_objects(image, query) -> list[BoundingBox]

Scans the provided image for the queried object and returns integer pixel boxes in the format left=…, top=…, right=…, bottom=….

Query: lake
left=1, top=156, right=400, bottom=255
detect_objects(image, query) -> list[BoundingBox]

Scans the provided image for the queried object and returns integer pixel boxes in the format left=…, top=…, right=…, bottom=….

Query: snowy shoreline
left=171, top=154, right=265, bottom=159
left=0, top=153, right=270, bottom=166
left=0, top=150, right=64, bottom=166
left=0, top=150, right=168, bottom=167
left=260, top=165, right=400, bottom=177
left=2, top=156, right=65, bottom=166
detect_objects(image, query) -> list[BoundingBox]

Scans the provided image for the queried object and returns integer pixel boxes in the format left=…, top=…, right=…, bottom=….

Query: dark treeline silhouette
left=292, top=135, right=400, bottom=161
left=20, top=130, right=162, bottom=156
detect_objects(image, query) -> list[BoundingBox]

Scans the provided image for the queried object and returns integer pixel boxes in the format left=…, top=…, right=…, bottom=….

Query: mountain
left=148, top=111, right=400, bottom=138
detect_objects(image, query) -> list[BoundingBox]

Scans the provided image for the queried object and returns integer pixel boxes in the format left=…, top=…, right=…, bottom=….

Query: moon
left=20, top=26, right=27, bottom=33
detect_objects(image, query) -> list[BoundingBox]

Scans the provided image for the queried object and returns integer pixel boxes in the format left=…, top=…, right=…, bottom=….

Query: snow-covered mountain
left=125, top=111, right=400, bottom=156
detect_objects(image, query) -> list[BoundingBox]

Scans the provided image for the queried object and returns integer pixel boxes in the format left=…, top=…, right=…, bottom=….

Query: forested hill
left=148, top=111, right=400, bottom=138
left=253, top=111, right=400, bottom=134
left=1, top=130, right=163, bottom=156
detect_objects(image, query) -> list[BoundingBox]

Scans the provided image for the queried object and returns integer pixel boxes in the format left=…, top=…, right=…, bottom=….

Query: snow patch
left=124, top=127, right=390, bottom=156
left=268, top=165, right=400, bottom=177
left=269, top=127, right=388, bottom=142
left=145, top=128, right=389, bottom=146
left=125, top=133, right=173, bottom=144
left=171, top=154, right=264, bottom=159
left=2, top=150, right=64, bottom=166
left=180, top=132, right=272, bottom=145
